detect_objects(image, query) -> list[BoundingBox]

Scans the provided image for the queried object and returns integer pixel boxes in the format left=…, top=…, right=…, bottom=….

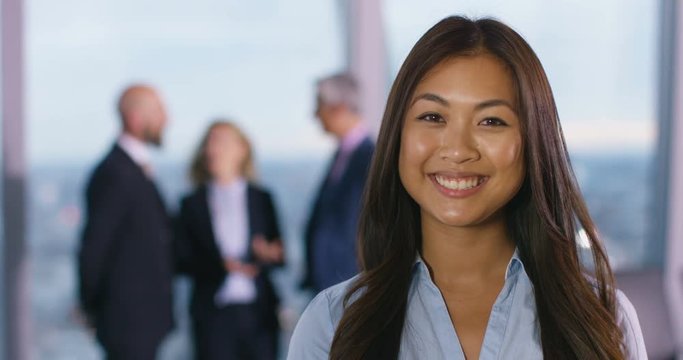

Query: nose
left=439, top=123, right=480, bottom=164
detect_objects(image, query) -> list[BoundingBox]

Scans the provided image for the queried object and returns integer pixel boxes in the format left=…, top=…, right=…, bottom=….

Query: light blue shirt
left=288, top=252, right=647, bottom=359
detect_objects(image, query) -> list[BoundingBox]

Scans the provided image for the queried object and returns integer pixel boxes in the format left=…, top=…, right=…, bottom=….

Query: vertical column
left=1, top=0, right=28, bottom=359
left=663, top=0, right=683, bottom=354
left=345, top=0, right=387, bottom=136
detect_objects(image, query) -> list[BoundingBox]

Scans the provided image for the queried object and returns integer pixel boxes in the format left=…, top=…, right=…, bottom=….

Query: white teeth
left=435, top=175, right=483, bottom=190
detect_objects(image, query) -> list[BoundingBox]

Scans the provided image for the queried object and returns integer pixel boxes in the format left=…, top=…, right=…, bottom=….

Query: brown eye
left=479, top=117, right=508, bottom=126
left=417, top=113, right=444, bottom=123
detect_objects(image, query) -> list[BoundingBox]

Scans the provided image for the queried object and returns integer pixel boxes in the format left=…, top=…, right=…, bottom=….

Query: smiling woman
left=398, top=54, right=526, bottom=359
left=287, top=16, right=647, bottom=360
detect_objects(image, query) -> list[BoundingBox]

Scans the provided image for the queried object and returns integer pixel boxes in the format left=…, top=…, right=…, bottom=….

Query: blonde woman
left=176, top=121, right=284, bottom=360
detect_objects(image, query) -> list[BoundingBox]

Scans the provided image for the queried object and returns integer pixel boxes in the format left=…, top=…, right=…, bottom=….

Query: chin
left=430, top=209, right=495, bottom=228
left=143, top=128, right=163, bottom=147
left=438, top=217, right=479, bottom=228
left=148, top=136, right=163, bottom=147
left=424, top=209, right=475, bottom=227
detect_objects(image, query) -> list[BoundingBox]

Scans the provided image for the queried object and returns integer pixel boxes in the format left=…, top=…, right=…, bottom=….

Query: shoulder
left=180, top=186, right=206, bottom=206
left=614, top=289, right=647, bottom=360
left=345, top=138, right=374, bottom=180
left=355, top=138, right=375, bottom=172
left=247, top=184, right=278, bottom=211
left=102, top=145, right=135, bottom=171
left=248, top=183, right=273, bottom=199
left=86, top=148, right=134, bottom=194
left=287, top=278, right=356, bottom=359
left=90, top=146, right=136, bottom=183
left=177, top=187, right=209, bottom=219
left=357, top=137, right=375, bottom=157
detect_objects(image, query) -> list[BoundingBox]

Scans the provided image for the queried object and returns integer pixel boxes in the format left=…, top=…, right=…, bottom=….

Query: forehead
left=210, top=125, right=237, bottom=138
left=413, top=54, right=516, bottom=105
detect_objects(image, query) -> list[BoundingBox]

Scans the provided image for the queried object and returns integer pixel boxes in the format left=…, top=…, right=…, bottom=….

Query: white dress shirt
left=208, top=179, right=257, bottom=305
left=117, top=133, right=153, bottom=177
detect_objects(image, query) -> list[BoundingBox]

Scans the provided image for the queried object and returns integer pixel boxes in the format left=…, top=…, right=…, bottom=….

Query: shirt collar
left=504, top=249, right=523, bottom=279
left=414, top=248, right=524, bottom=281
left=209, top=178, right=248, bottom=196
left=117, top=133, right=151, bottom=167
left=339, top=123, right=368, bottom=154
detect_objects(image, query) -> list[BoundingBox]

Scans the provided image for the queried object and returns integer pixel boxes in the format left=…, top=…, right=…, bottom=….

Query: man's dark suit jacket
left=78, top=144, right=174, bottom=352
left=302, top=137, right=374, bottom=293
left=175, top=184, right=282, bottom=333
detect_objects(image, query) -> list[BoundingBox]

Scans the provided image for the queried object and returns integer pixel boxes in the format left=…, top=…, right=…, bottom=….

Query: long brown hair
left=189, top=120, right=256, bottom=186
left=329, top=16, right=624, bottom=359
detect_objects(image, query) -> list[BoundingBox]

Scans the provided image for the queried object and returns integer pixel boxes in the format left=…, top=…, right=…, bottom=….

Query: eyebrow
left=474, top=99, right=516, bottom=112
left=410, top=93, right=449, bottom=107
left=410, top=92, right=516, bottom=112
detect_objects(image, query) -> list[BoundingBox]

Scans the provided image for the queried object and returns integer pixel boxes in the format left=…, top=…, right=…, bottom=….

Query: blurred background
left=1, top=0, right=682, bottom=359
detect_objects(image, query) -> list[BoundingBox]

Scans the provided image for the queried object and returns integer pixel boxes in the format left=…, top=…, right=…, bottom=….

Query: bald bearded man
left=78, top=85, right=174, bottom=359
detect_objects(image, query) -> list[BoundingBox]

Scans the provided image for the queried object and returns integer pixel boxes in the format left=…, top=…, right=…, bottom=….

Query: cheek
left=399, top=126, right=435, bottom=187
left=206, top=143, right=228, bottom=163
left=204, top=153, right=217, bottom=174
left=483, top=134, right=525, bottom=178
left=400, top=127, right=433, bottom=163
left=226, top=142, right=247, bottom=160
left=205, top=149, right=219, bottom=165
left=508, top=138, right=524, bottom=174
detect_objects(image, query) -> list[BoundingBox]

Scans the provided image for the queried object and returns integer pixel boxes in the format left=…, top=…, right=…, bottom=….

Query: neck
left=421, top=214, right=514, bottom=285
left=334, top=115, right=361, bottom=140
left=122, top=131, right=145, bottom=144
left=213, top=171, right=242, bottom=186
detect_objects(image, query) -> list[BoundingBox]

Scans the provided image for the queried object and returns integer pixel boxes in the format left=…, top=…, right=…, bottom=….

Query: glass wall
left=0, top=4, right=4, bottom=356
left=383, top=0, right=657, bottom=271
left=25, top=0, right=665, bottom=357
left=27, top=0, right=343, bottom=357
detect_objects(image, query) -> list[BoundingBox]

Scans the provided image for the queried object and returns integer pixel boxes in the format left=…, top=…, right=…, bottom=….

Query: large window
left=0, top=6, right=4, bottom=356
left=383, top=0, right=657, bottom=270
left=27, top=1, right=343, bottom=357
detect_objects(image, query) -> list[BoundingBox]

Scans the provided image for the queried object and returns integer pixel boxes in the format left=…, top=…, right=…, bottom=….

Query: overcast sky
left=27, top=0, right=657, bottom=165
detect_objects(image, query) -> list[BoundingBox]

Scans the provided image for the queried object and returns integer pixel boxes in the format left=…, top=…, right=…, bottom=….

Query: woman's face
left=205, top=125, right=248, bottom=178
left=398, top=54, right=525, bottom=229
